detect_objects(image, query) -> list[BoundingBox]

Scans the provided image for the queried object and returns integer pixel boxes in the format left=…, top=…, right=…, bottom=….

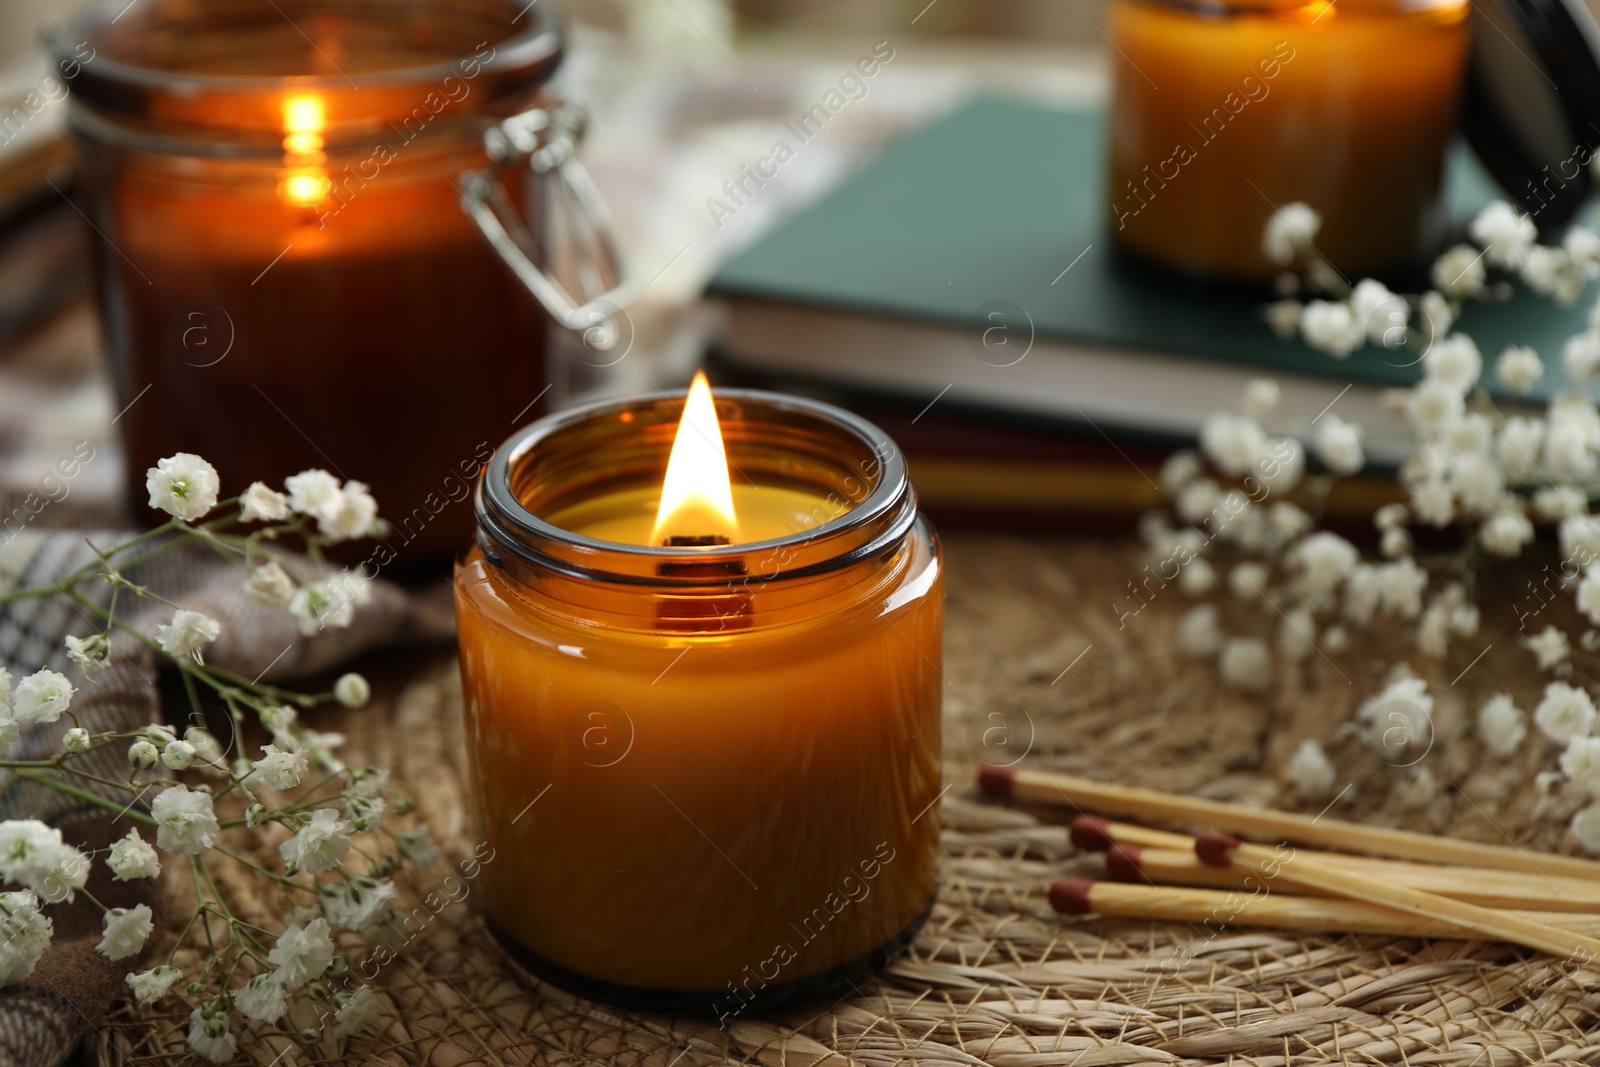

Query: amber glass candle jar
left=51, top=0, right=625, bottom=567
left=1107, top=0, right=1470, bottom=283
left=455, top=389, right=944, bottom=1016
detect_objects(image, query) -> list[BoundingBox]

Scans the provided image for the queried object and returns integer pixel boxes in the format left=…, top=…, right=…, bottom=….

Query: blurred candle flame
left=652, top=372, right=741, bottom=544
left=278, top=93, right=330, bottom=206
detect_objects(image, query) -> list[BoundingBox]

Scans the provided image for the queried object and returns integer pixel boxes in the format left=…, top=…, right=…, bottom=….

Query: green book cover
left=708, top=95, right=1590, bottom=397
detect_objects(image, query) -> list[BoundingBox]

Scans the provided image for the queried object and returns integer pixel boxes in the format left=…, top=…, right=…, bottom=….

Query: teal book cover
left=708, top=95, right=1589, bottom=398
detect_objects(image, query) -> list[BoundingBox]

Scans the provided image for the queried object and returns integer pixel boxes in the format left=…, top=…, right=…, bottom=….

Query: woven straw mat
left=94, top=537, right=1600, bottom=1066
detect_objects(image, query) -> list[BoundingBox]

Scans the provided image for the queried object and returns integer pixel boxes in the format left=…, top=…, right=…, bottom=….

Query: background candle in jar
left=58, top=0, right=566, bottom=567
left=454, top=390, right=943, bottom=1000
left=1106, top=0, right=1470, bottom=282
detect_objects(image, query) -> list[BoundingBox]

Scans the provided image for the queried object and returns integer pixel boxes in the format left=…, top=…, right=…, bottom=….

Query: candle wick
left=664, top=535, right=731, bottom=547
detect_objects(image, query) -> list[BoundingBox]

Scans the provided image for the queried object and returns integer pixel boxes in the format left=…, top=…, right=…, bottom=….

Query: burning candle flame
left=279, top=94, right=331, bottom=207
left=652, top=372, right=740, bottom=545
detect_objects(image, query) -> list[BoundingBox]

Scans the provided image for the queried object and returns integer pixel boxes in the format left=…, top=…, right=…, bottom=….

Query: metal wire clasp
left=460, top=99, right=633, bottom=339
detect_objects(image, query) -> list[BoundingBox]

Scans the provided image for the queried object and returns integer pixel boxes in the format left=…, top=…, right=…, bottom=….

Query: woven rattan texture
left=96, top=538, right=1600, bottom=1066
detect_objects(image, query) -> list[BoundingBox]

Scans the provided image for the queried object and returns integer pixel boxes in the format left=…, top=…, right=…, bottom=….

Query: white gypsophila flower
left=1159, top=450, right=1201, bottom=494
left=1524, top=245, right=1582, bottom=304
left=0, top=717, right=17, bottom=759
left=288, top=572, right=369, bottom=637
left=251, top=744, right=307, bottom=791
left=1573, top=805, right=1600, bottom=853
left=266, top=917, right=335, bottom=985
left=1263, top=201, right=1321, bottom=265
left=1563, top=330, right=1600, bottom=381
left=319, top=480, right=379, bottom=541
left=1278, top=609, right=1317, bottom=662
left=1357, top=675, right=1434, bottom=756
left=335, top=673, right=371, bottom=709
left=1288, top=531, right=1359, bottom=599
left=1315, top=414, right=1364, bottom=475
left=1410, top=478, right=1454, bottom=527
left=64, top=634, right=110, bottom=675
left=1179, top=558, right=1215, bottom=596
left=1544, top=407, right=1600, bottom=481
left=187, top=1008, right=237, bottom=1065
left=1254, top=439, right=1304, bottom=495
left=1199, top=412, right=1268, bottom=477
left=11, top=670, right=74, bottom=725
left=1406, top=378, right=1465, bottom=438
left=1374, top=503, right=1408, bottom=531
left=1563, top=515, right=1600, bottom=564
left=1299, top=300, right=1364, bottom=358
left=145, top=453, right=220, bottom=522
left=60, top=727, right=88, bottom=755
left=1350, top=278, right=1404, bottom=346
left=1525, top=626, right=1571, bottom=670
left=1228, top=559, right=1267, bottom=601
left=1538, top=768, right=1565, bottom=794
left=1469, top=200, right=1537, bottom=268
left=1478, top=694, right=1528, bottom=755
left=1242, top=378, right=1281, bottom=417
left=126, top=965, right=182, bottom=1005
left=1536, top=681, right=1598, bottom=743
left=97, top=904, right=153, bottom=961
left=1382, top=524, right=1408, bottom=559
left=1322, top=624, right=1350, bottom=653
left=0, top=820, right=66, bottom=893
left=1450, top=451, right=1505, bottom=515
left=1480, top=509, right=1534, bottom=558
left=1581, top=567, right=1600, bottom=625
left=1561, top=735, right=1600, bottom=792
left=150, top=784, right=219, bottom=855
left=280, top=809, right=349, bottom=873
left=1418, top=603, right=1451, bottom=658
left=261, top=704, right=298, bottom=749
left=234, top=972, right=287, bottom=1023
left=343, top=794, right=386, bottom=834
left=243, top=560, right=297, bottom=609
left=1396, top=767, right=1439, bottom=809
left=621, top=0, right=733, bottom=70
left=1378, top=557, right=1428, bottom=619
left=239, top=481, right=290, bottom=523
left=1432, top=243, right=1486, bottom=297
left=1495, top=345, right=1544, bottom=394
left=1264, top=299, right=1302, bottom=339
left=1219, top=637, right=1272, bottom=692
left=1424, top=334, right=1482, bottom=392
left=161, top=740, right=195, bottom=771
left=347, top=768, right=389, bottom=799
left=0, top=891, right=52, bottom=985
left=335, top=985, right=382, bottom=1037
left=31, top=842, right=86, bottom=904
left=184, top=727, right=224, bottom=767
left=1178, top=604, right=1222, bottom=658
left=284, top=468, right=344, bottom=520
left=1420, top=290, right=1454, bottom=338
left=1269, top=503, right=1312, bottom=543
left=395, top=826, right=439, bottom=870
left=127, top=739, right=157, bottom=770
left=1566, top=226, right=1600, bottom=271
left=1287, top=739, right=1336, bottom=797
left=1535, top=486, right=1587, bottom=520
left=108, top=829, right=161, bottom=880
left=1497, top=416, right=1545, bottom=481
left=1176, top=479, right=1222, bottom=524
left=321, top=878, right=398, bottom=932
left=1449, top=412, right=1494, bottom=456
left=1343, top=564, right=1383, bottom=623
left=154, top=609, right=220, bottom=661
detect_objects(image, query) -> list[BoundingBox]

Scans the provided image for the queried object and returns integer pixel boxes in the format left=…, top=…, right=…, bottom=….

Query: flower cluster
left=1166, top=199, right=1600, bottom=850
left=0, top=454, right=419, bottom=1061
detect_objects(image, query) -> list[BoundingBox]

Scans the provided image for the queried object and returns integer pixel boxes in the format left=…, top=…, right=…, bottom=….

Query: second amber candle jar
left=454, top=389, right=943, bottom=1017
left=1107, top=0, right=1471, bottom=283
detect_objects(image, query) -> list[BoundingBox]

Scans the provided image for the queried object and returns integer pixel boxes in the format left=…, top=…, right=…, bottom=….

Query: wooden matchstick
left=980, top=764, right=1600, bottom=880
left=1070, top=815, right=1192, bottom=853
left=1190, top=832, right=1600, bottom=960
left=1106, top=843, right=1600, bottom=914
left=1048, top=878, right=1600, bottom=941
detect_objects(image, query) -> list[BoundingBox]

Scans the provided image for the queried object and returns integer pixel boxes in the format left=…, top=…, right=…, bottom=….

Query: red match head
left=1048, top=877, right=1095, bottom=915
left=1069, top=815, right=1115, bottom=852
left=1105, top=843, right=1144, bottom=881
left=977, top=764, right=1016, bottom=796
left=1195, top=831, right=1242, bottom=866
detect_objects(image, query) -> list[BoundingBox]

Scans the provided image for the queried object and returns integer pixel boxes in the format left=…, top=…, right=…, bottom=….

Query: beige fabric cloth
left=0, top=529, right=453, bottom=1067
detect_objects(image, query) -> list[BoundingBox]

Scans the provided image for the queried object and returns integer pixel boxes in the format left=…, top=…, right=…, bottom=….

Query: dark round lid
left=1463, top=0, right=1600, bottom=229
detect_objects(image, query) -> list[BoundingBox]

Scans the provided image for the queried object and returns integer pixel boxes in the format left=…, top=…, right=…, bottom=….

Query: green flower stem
left=211, top=846, right=316, bottom=896
left=14, top=770, right=157, bottom=827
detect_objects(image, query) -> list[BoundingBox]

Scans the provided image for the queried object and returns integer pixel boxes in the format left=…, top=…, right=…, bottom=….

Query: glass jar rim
left=476, top=389, right=918, bottom=587
left=48, top=0, right=563, bottom=139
